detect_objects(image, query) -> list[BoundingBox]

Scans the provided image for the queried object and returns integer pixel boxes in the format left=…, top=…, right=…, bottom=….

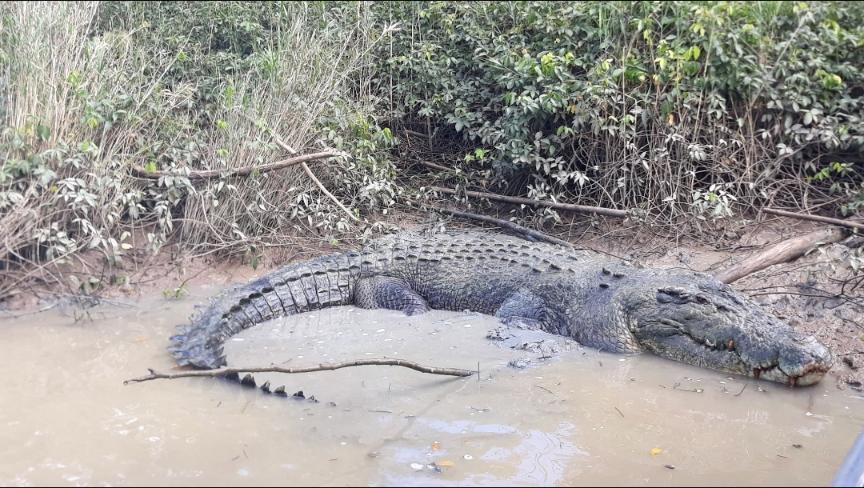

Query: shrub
left=373, top=1, right=864, bottom=221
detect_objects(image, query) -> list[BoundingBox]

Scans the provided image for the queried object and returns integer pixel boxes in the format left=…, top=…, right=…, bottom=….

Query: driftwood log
left=715, top=227, right=849, bottom=284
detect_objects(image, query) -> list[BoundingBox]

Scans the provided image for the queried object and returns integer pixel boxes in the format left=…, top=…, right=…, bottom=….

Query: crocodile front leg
left=495, top=288, right=548, bottom=330
left=354, top=276, right=430, bottom=315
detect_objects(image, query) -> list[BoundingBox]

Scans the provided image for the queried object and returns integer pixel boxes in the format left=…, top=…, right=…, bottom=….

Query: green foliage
left=373, top=1, right=864, bottom=216
left=0, top=1, right=395, bottom=299
left=3, top=0, right=863, bottom=300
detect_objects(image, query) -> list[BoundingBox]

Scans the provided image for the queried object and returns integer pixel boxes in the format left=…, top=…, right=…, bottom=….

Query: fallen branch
left=415, top=160, right=451, bottom=172
left=130, top=151, right=339, bottom=180
left=300, top=161, right=359, bottom=222
left=764, top=208, right=864, bottom=232
left=267, top=126, right=360, bottom=223
left=124, top=358, right=474, bottom=384
left=714, top=227, right=848, bottom=284
left=431, top=206, right=577, bottom=249
left=432, top=186, right=629, bottom=218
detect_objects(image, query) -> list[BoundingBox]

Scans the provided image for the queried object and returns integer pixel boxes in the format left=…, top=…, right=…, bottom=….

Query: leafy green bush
left=0, top=1, right=397, bottom=299
left=374, top=1, right=864, bottom=220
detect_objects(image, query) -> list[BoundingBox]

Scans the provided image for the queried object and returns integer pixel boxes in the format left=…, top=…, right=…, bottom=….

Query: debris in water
left=508, top=358, right=529, bottom=369
left=792, top=444, right=803, bottom=449
left=463, top=454, right=473, bottom=460
left=410, top=463, right=424, bottom=471
left=650, top=447, right=663, bottom=456
left=431, top=441, right=441, bottom=451
left=664, top=464, right=676, bottom=470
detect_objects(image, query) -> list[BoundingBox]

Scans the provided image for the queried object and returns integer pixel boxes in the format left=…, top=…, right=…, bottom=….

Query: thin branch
left=124, top=358, right=475, bottom=384
left=414, top=160, right=451, bottom=172
left=300, top=162, right=360, bottom=222
left=432, top=186, right=630, bottom=218
left=764, top=208, right=864, bottom=232
left=431, top=206, right=578, bottom=249
left=129, top=151, right=339, bottom=180
left=267, top=124, right=360, bottom=223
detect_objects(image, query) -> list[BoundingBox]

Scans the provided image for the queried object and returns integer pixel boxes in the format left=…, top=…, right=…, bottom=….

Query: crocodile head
left=626, top=272, right=833, bottom=386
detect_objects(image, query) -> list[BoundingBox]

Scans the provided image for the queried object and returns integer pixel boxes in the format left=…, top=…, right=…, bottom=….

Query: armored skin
left=170, top=232, right=833, bottom=386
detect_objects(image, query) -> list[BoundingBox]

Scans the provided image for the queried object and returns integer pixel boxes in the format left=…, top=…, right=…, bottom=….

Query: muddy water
left=1, top=285, right=862, bottom=486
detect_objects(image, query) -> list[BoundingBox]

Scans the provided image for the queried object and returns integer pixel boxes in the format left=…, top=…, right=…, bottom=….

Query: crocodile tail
left=168, top=251, right=359, bottom=369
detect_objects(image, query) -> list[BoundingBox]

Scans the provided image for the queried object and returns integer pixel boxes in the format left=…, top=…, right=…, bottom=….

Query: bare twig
left=300, top=162, right=360, bottom=222
left=124, top=358, right=474, bottom=384
left=129, top=151, right=339, bottom=180
left=267, top=125, right=360, bottom=223
left=414, top=160, right=451, bottom=172
left=764, top=208, right=864, bottom=232
left=431, top=206, right=578, bottom=249
left=432, top=186, right=630, bottom=218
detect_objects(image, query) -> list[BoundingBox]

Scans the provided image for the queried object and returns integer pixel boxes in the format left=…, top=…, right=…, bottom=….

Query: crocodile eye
left=656, top=287, right=690, bottom=304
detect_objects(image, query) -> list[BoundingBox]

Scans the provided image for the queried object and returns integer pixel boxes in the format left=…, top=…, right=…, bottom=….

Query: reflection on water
left=0, top=286, right=862, bottom=486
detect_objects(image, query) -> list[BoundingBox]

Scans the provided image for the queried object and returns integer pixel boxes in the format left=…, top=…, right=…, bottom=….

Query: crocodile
left=169, top=231, right=833, bottom=386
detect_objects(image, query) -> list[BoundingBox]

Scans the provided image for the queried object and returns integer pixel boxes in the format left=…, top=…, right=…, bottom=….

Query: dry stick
left=432, top=186, right=629, bottom=218
left=714, top=227, right=848, bottom=284
left=124, top=359, right=474, bottom=385
left=267, top=126, right=360, bottom=223
left=129, top=151, right=339, bottom=181
left=431, top=206, right=577, bottom=249
left=415, top=160, right=451, bottom=172
left=764, top=208, right=864, bottom=232
left=299, top=162, right=360, bottom=222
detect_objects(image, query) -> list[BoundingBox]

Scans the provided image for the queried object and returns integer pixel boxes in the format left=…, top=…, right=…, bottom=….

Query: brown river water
left=1, top=282, right=862, bottom=486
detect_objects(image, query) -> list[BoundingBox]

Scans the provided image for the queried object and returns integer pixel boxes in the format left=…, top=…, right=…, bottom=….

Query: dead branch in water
left=432, top=186, right=630, bottom=218
left=129, top=151, right=340, bottom=180
left=430, top=206, right=578, bottom=249
left=764, top=208, right=864, bottom=232
left=124, top=358, right=474, bottom=385
left=714, top=227, right=848, bottom=284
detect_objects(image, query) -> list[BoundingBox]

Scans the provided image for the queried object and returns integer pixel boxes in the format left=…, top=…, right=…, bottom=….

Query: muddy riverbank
left=1, top=286, right=863, bottom=485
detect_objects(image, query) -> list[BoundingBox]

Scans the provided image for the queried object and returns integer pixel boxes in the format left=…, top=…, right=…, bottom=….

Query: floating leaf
left=650, top=447, right=663, bottom=456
